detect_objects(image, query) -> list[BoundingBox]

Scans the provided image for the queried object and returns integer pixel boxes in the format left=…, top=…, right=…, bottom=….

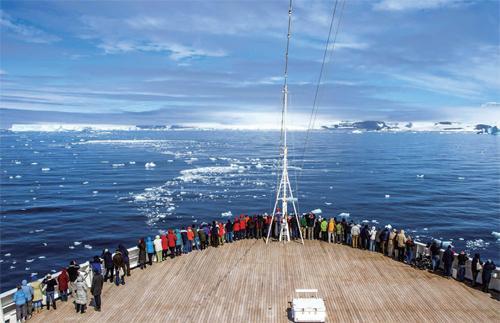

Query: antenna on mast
left=266, top=0, right=304, bottom=245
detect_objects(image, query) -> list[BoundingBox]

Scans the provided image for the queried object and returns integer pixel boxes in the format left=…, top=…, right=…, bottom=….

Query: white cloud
left=0, top=10, right=60, bottom=44
left=373, top=0, right=466, bottom=11
left=481, top=102, right=500, bottom=108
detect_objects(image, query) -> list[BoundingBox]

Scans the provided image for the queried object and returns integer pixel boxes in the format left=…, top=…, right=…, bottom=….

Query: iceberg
left=10, top=123, right=138, bottom=132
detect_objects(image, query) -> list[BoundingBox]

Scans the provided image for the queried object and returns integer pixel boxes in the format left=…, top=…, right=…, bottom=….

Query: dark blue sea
left=1, top=130, right=499, bottom=290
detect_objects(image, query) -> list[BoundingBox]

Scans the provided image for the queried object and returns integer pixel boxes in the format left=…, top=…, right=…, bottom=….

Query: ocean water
left=0, top=130, right=499, bottom=290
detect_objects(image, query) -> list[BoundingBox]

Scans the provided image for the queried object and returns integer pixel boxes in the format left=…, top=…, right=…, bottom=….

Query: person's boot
left=53, top=302, right=57, bottom=310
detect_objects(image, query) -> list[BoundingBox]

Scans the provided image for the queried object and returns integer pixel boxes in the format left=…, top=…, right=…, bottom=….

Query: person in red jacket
left=186, top=227, right=194, bottom=252
left=233, top=218, right=240, bottom=240
left=57, top=268, right=69, bottom=301
left=218, top=223, right=225, bottom=246
left=161, top=234, right=168, bottom=261
left=167, top=229, right=177, bottom=258
left=239, top=215, right=247, bottom=239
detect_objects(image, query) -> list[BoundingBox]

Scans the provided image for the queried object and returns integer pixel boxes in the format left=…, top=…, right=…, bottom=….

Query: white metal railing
left=1, top=241, right=498, bottom=322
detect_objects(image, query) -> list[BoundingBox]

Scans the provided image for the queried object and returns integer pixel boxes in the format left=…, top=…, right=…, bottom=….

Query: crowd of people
left=10, top=212, right=498, bottom=322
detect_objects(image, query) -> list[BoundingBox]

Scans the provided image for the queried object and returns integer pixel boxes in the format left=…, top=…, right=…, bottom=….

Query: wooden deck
left=30, top=240, right=499, bottom=322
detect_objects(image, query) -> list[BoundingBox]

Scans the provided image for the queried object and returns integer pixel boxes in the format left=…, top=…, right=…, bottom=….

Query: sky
left=0, top=0, right=499, bottom=129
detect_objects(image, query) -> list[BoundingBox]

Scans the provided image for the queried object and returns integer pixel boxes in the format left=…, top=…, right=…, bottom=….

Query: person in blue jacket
left=145, top=237, right=154, bottom=266
left=13, top=285, right=27, bottom=322
left=21, top=279, right=34, bottom=318
left=175, top=229, right=183, bottom=256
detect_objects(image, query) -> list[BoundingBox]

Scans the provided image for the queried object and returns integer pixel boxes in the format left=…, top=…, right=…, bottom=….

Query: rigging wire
left=296, top=0, right=347, bottom=199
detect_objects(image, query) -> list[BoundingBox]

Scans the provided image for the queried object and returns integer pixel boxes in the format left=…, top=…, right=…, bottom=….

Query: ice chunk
left=221, top=211, right=233, bottom=217
left=31, top=162, right=38, bottom=165
left=339, top=212, right=350, bottom=217
left=73, top=241, right=82, bottom=246
left=26, top=259, right=34, bottom=263
left=145, top=162, right=156, bottom=168
left=129, top=161, right=136, bottom=164
left=69, top=246, right=75, bottom=249
left=310, top=208, right=322, bottom=214
left=4, top=253, right=11, bottom=257
left=458, top=177, right=465, bottom=180
left=112, top=163, right=125, bottom=168
left=416, top=174, right=424, bottom=178
left=84, top=244, right=92, bottom=249
left=385, top=194, right=391, bottom=198
left=492, top=231, right=500, bottom=240
left=41, top=167, right=50, bottom=172
left=82, top=181, right=89, bottom=185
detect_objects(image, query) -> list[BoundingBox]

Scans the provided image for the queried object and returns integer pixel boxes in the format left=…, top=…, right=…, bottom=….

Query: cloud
left=373, top=0, right=467, bottom=11
left=0, top=10, right=60, bottom=44
left=481, top=102, right=500, bottom=108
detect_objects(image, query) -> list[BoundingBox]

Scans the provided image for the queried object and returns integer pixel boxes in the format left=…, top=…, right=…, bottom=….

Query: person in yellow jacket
left=30, top=275, right=43, bottom=314
left=327, top=219, right=335, bottom=243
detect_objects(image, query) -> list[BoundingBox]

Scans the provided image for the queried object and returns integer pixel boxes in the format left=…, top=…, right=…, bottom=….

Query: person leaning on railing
left=41, top=274, right=57, bottom=310
left=13, top=284, right=27, bottom=322
left=31, top=274, right=43, bottom=314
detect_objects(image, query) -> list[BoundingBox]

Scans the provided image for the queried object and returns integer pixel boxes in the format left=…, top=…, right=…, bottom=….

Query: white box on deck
left=292, top=289, right=326, bottom=322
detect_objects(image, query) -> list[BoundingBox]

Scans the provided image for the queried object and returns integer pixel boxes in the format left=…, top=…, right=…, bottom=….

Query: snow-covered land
left=10, top=123, right=138, bottom=132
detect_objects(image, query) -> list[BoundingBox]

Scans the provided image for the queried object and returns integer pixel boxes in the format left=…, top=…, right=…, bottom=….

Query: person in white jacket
left=153, top=235, right=163, bottom=263
left=369, top=226, right=377, bottom=251
left=351, top=224, right=361, bottom=249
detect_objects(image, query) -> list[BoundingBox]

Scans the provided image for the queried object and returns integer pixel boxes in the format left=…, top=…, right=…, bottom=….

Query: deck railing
left=1, top=241, right=498, bottom=322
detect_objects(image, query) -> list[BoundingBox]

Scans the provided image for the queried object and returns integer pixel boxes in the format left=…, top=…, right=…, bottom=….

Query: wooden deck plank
left=29, top=240, right=499, bottom=322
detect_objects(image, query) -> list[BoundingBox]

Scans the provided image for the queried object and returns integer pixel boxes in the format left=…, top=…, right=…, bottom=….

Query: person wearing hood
left=138, top=239, right=147, bottom=269
left=67, top=260, right=80, bottom=297
left=30, top=275, right=43, bottom=314
left=42, top=274, right=57, bottom=310
left=153, top=235, right=163, bottom=262
left=198, top=227, right=207, bottom=250
left=442, top=245, right=455, bottom=278
left=180, top=227, right=189, bottom=253
left=457, top=251, right=468, bottom=282
left=91, top=255, right=102, bottom=274
left=57, top=268, right=69, bottom=301
left=239, top=215, right=247, bottom=239
left=161, top=233, right=168, bottom=260
left=211, top=222, right=219, bottom=247
left=118, top=244, right=130, bottom=277
left=21, top=279, right=34, bottom=318
left=471, top=253, right=483, bottom=287
left=397, top=230, right=407, bottom=261
left=388, top=229, right=397, bottom=258
left=233, top=218, right=240, bottom=241
left=351, top=224, right=360, bottom=248
left=74, top=276, right=88, bottom=314
left=481, top=259, right=496, bottom=293
left=369, top=226, right=377, bottom=252
left=13, top=284, right=27, bottom=322
left=320, top=218, right=328, bottom=241
left=112, top=249, right=126, bottom=285
left=175, top=229, right=183, bottom=256
left=218, top=223, right=225, bottom=246
left=101, top=249, right=114, bottom=282
left=91, top=269, right=104, bottom=311
left=146, top=237, right=154, bottom=265
left=167, top=229, right=177, bottom=257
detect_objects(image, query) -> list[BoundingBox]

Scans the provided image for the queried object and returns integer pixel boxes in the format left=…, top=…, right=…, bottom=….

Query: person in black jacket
left=482, top=260, right=497, bottom=293
left=90, top=269, right=104, bottom=311
left=101, top=249, right=114, bottom=282
left=471, top=253, right=482, bottom=287
left=442, top=245, right=454, bottom=278
left=456, top=251, right=468, bottom=282
left=430, top=241, right=440, bottom=272
left=42, top=274, right=58, bottom=310
left=118, top=244, right=130, bottom=277
left=67, top=260, right=80, bottom=297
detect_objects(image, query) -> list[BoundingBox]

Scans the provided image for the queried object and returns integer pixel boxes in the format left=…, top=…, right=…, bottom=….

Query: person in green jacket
left=320, top=219, right=328, bottom=241
left=300, top=216, right=307, bottom=241
left=336, top=221, right=344, bottom=243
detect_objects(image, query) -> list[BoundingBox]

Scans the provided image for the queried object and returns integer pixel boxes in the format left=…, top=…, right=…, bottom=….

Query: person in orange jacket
left=186, top=227, right=194, bottom=252
left=233, top=218, right=240, bottom=240
left=218, top=223, right=225, bottom=245
left=167, top=229, right=177, bottom=258
left=239, top=215, right=247, bottom=239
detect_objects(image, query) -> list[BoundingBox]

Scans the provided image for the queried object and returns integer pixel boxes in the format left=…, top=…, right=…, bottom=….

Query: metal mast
left=266, top=0, right=304, bottom=244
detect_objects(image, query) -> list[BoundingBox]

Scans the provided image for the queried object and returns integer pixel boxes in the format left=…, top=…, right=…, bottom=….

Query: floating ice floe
left=221, top=211, right=232, bottom=217
left=26, top=259, right=34, bottom=263
left=466, top=239, right=486, bottom=250
left=92, top=191, right=99, bottom=195
left=84, top=244, right=92, bottom=249
left=4, top=253, right=11, bottom=257
left=38, top=256, right=46, bottom=259
left=82, top=181, right=89, bottom=185
left=310, top=209, right=322, bottom=214
left=129, top=161, right=136, bottom=165
left=255, top=163, right=264, bottom=169
left=458, top=176, right=465, bottom=180
left=385, top=194, right=391, bottom=198
left=112, top=163, right=125, bottom=168
left=492, top=231, right=500, bottom=240
left=15, top=175, right=22, bottom=179
left=339, top=212, right=350, bottom=217
left=10, top=266, right=15, bottom=269
left=325, top=202, right=332, bottom=206
left=423, top=228, right=428, bottom=231
left=145, top=162, right=156, bottom=169
left=31, top=162, right=38, bottom=165
left=14, top=160, right=22, bottom=165
left=41, top=167, right=50, bottom=172
left=416, top=174, right=424, bottom=178
left=73, top=241, right=82, bottom=246
left=69, top=246, right=75, bottom=249
left=35, top=229, right=44, bottom=233
left=458, top=238, right=464, bottom=241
